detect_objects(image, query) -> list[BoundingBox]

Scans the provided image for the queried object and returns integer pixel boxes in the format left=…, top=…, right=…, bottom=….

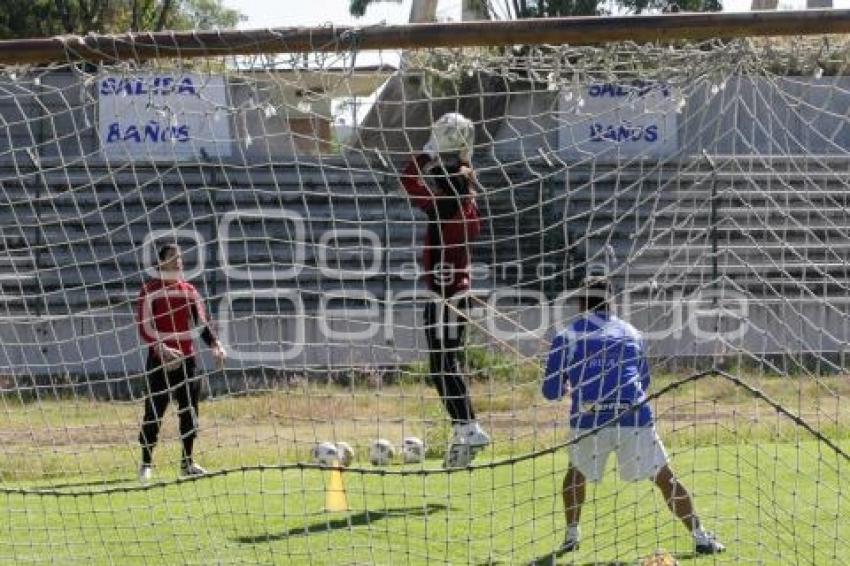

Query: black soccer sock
left=443, top=374, right=475, bottom=423
left=424, top=299, right=475, bottom=424
left=181, top=436, right=194, bottom=466
left=139, top=356, right=170, bottom=467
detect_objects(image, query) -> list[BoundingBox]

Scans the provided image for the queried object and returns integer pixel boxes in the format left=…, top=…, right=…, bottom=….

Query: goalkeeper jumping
left=542, top=276, right=725, bottom=555
left=400, top=113, right=490, bottom=468
left=135, top=243, right=226, bottom=482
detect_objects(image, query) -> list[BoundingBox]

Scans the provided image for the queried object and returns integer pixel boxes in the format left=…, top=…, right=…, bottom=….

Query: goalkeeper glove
left=423, top=137, right=471, bottom=163
left=423, top=135, right=440, bottom=160
left=156, top=343, right=184, bottom=371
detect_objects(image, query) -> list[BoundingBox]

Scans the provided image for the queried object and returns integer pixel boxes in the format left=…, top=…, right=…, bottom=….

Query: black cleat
left=695, top=532, right=725, bottom=555
left=559, top=538, right=580, bottom=553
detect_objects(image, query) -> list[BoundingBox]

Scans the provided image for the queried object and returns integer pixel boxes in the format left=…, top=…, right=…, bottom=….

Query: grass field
left=1, top=372, right=849, bottom=564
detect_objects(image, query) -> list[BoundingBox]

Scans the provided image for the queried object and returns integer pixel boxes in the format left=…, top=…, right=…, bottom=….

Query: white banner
left=98, top=73, right=232, bottom=161
left=558, top=81, right=679, bottom=161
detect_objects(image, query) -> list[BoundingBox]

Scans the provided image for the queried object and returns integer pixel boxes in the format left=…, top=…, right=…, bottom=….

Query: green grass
left=2, top=372, right=847, bottom=482
left=1, top=372, right=848, bottom=564
left=1, top=440, right=848, bottom=565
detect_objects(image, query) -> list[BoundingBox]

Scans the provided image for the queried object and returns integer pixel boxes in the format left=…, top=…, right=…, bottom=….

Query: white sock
left=692, top=527, right=710, bottom=542
left=454, top=421, right=477, bottom=434
left=567, top=524, right=580, bottom=542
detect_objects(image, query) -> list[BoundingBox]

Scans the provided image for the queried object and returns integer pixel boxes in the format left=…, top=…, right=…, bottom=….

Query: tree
left=0, top=0, right=244, bottom=40
left=164, top=0, right=244, bottom=30
left=349, top=0, right=720, bottom=19
left=349, top=0, right=403, bottom=18
left=499, top=0, right=605, bottom=16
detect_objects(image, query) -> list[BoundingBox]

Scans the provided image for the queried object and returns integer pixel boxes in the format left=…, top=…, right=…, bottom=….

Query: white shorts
left=568, top=426, right=669, bottom=483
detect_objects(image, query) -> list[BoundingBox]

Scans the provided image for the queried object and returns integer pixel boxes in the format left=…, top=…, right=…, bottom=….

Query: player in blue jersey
left=542, top=277, right=724, bottom=555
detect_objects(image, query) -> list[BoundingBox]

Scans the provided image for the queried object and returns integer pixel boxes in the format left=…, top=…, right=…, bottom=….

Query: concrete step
left=625, top=261, right=850, bottom=276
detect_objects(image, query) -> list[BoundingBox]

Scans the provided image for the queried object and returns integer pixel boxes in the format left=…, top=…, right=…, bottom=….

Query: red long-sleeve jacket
left=136, top=278, right=214, bottom=359
left=400, top=154, right=482, bottom=296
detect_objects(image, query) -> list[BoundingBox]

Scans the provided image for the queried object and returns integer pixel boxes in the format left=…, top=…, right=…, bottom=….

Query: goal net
left=0, top=20, right=848, bottom=565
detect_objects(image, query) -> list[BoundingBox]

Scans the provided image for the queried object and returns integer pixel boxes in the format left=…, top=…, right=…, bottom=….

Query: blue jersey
left=542, top=311, right=653, bottom=428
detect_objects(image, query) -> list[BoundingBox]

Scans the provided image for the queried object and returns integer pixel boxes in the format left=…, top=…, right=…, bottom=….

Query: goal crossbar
left=1, top=9, right=850, bottom=65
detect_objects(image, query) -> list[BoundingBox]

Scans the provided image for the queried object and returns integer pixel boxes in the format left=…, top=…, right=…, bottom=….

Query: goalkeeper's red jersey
left=136, top=278, right=208, bottom=359
left=400, top=154, right=482, bottom=296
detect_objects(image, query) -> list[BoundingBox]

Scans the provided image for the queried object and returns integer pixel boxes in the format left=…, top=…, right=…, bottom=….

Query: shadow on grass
left=525, top=550, right=700, bottom=566
left=525, top=558, right=632, bottom=566
left=235, top=503, right=450, bottom=544
left=32, top=477, right=135, bottom=491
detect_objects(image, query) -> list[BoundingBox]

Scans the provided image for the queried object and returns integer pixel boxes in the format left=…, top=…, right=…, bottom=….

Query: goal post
left=4, top=9, right=850, bottom=62
left=0, top=11, right=848, bottom=564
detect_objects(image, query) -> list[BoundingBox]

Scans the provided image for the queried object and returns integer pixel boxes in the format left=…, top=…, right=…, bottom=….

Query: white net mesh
left=0, top=33, right=848, bottom=564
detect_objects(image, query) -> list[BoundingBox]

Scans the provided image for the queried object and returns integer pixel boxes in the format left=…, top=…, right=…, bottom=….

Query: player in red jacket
left=136, top=243, right=226, bottom=481
left=400, top=130, right=491, bottom=468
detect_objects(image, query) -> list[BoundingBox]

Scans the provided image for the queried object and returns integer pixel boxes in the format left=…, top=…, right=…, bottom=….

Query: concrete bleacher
left=2, top=155, right=850, bottom=379
left=2, top=68, right=850, bottom=377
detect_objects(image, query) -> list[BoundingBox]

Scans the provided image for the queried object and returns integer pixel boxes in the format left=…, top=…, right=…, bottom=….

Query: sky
left=222, top=0, right=850, bottom=29
left=221, top=0, right=848, bottom=126
left=224, top=0, right=458, bottom=29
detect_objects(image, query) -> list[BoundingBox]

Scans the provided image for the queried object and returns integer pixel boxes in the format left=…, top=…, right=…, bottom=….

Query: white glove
left=423, top=138, right=472, bottom=163
left=423, top=135, right=440, bottom=159
left=211, top=341, right=227, bottom=369
left=156, top=343, right=184, bottom=371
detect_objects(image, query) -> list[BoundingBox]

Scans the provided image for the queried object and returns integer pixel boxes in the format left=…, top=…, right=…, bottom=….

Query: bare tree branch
left=56, top=0, right=75, bottom=34
left=155, top=0, right=175, bottom=31
left=131, top=0, right=141, bottom=31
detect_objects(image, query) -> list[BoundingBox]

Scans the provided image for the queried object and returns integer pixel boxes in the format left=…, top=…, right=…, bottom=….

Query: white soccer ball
left=429, top=112, right=475, bottom=156
left=369, top=439, right=396, bottom=466
left=311, top=441, right=340, bottom=466
left=402, top=437, right=425, bottom=464
left=335, top=441, right=355, bottom=467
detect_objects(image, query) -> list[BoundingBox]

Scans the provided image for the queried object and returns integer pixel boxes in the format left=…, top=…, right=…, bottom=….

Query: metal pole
left=702, top=149, right=722, bottom=356
left=702, top=150, right=720, bottom=304
left=2, top=9, right=850, bottom=64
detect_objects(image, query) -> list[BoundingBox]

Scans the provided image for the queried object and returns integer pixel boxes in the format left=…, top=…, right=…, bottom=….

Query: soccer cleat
left=694, top=531, right=725, bottom=555
left=444, top=421, right=492, bottom=468
left=180, top=462, right=208, bottom=477
left=559, top=537, right=580, bottom=553
left=138, top=464, right=153, bottom=483
left=453, top=421, right=491, bottom=447
left=443, top=443, right=474, bottom=469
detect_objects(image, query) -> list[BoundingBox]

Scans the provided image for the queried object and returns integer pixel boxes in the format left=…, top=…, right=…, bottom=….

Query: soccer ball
left=335, top=441, right=355, bottom=467
left=369, top=439, right=396, bottom=466
left=428, top=112, right=475, bottom=156
left=311, top=441, right=340, bottom=466
left=402, top=437, right=425, bottom=464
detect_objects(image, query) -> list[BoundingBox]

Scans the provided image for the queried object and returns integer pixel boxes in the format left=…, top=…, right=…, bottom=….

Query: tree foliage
left=0, top=0, right=244, bottom=39
left=504, top=0, right=605, bottom=16
left=349, top=0, right=720, bottom=19
left=349, top=0, right=375, bottom=17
